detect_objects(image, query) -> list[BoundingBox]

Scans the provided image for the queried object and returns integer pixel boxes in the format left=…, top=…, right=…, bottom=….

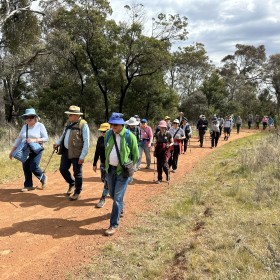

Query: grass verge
left=77, top=132, right=280, bottom=280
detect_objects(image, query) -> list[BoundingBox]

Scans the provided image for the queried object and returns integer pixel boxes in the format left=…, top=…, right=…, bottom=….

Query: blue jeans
left=137, top=144, right=151, bottom=168
left=100, top=163, right=109, bottom=198
left=59, top=148, right=83, bottom=194
left=106, top=165, right=130, bottom=228
left=22, top=151, right=45, bottom=188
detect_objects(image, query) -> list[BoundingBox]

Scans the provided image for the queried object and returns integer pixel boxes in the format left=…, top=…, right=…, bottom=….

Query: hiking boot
left=200, top=143, right=203, bottom=147
left=69, top=193, right=80, bottom=201
left=96, top=198, right=106, bottom=208
left=171, top=169, right=176, bottom=173
left=120, top=208, right=125, bottom=218
left=21, top=186, right=36, bottom=192
left=105, top=226, right=117, bottom=236
left=42, top=175, right=48, bottom=189
left=66, top=185, right=75, bottom=196
left=155, top=180, right=161, bottom=184
left=145, top=165, right=151, bottom=169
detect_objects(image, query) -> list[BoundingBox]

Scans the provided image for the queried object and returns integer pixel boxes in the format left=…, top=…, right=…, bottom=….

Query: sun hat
left=64, top=105, right=83, bottom=115
left=21, top=108, right=38, bottom=120
left=158, top=120, right=167, bottom=128
left=199, top=114, right=205, bottom=119
left=164, top=116, right=170, bottom=120
left=126, top=117, right=139, bottom=126
left=108, top=112, right=125, bottom=125
left=141, top=118, right=147, bottom=123
left=173, top=119, right=180, bottom=124
left=98, top=122, right=110, bottom=132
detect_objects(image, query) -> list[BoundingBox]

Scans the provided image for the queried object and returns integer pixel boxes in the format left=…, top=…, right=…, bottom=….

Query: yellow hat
left=98, top=122, right=110, bottom=132
left=164, top=116, right=170, bottom=120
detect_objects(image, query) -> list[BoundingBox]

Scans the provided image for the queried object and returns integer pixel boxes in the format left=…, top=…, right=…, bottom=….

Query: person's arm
left=147, top=126, right=153, bottom=147
left=130, top=133, right=140, bottom=165
left=79, top=123, right=90, bottom=163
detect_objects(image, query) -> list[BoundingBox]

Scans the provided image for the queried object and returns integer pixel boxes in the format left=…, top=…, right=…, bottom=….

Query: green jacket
left=105, top=127, right=139, bottom=175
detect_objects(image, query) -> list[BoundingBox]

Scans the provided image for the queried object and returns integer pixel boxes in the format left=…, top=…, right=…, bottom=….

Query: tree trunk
left=0, top=83, right=5, bottom=125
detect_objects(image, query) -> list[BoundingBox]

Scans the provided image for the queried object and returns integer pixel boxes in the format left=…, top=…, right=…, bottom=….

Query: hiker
left=9, top=108, right=48, bottom=192
left=53, top=105, right=90, bottom=201
left=196, top=115, right=208, bottom=147
left=168, top=119, right=185, bottom=172
left=223, top=116, right=231, bottom=140
left=236, top=115, right=242, bottom=134
left=181, top=117, right=192, bottom=154
left=154, top=120, right=174, bottom=184
left=218, top=116, right=224, bottom=136
left=104, top=112, right=139, bottom=236
left=210, top=116, right=220, bottom=148
left=165, top=116, right=172, bottom=131
left=255, top=114, right=260, bottom=129
left=126, top=116, right=141, bottom=181
left=177, top=112, right=185, bottom=126
left=268, top=116, right=274, bottom=130
left=248, top=113, right=253, bottom=129
left=262, top=116, right=268, bottom=130
left=136, top=119, right=153, bottom=170
left=93, top=123, right=110, bottom=208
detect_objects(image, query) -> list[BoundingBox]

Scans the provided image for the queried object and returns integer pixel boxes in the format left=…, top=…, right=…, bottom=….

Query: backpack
left=105, top=129, right=131, bottom=148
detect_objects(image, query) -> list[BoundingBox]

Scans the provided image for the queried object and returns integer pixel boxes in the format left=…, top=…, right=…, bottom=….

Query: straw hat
left=64, top=105, right=83, bottom=115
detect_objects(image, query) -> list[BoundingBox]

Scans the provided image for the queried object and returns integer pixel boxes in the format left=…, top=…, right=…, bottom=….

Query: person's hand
left=53, top=143, right=59, bottom=150
left=78, top=159, right=84, bottom=165
left=93, top=166, right=97, bottom=172
left=166, top=143, right=170, bottom=148
left=26, top=138, right=36, bottom=144
left=148, top=143, right=151, bottom=148
left=9, top=151, right=13, bottom=160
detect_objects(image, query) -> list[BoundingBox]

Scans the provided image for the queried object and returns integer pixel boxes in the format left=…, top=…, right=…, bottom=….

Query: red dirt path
left=0, top=129, right=257, bottom=279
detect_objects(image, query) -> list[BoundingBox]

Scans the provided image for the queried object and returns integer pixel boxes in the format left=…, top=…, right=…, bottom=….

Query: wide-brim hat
left=64, top=105, right=83, bottom=115
left=21, top=108, right=38, bottom=119
left=109, top=112, right=125, bottom=125
left=98, top=122, right=110, bottom=132
left=173, top=119, right=180, bottom=124
left=126, top=117, right=139, bottom=126
left=164, top=116, right=170, bottom=120
left=158, top=120, right=167, bottom=128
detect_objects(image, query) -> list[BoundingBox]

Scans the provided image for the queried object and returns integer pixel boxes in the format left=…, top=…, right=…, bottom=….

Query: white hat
left=173, top=119, right=180, bottom=124
left=126, top=117, right=139, bottom=126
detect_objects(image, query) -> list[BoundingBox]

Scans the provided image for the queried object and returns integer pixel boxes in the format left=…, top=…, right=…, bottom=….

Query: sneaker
left=171, top=169, right=176, bottom=173
left=105, top=226, right=117, bottom=236
left=120, top=208, right=125, bottom=218
left=145, top=166, right=151, bottom=169
left=42, top=175, right=48, bottom=189
left=96, top=198, right=106, bottom=208
left=21, top=186, right=36, bottom=192
left=166, top=174, right=170, bottom=182
left=69, top=193, right=80, bottom=201
left=155, top=180, right=161, bottom=184
left=66, top=185, right=75, bottom=196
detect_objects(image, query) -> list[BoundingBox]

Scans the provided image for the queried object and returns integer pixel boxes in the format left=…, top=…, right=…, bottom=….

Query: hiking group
left=9, top=107, right=272, bottom=236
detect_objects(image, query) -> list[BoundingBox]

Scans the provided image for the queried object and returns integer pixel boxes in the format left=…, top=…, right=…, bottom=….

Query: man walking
left=196, top=115, right=208, bottom=147
left=104, top=113, right=139, bottom=236
left=53, top=105, right=90, bottom=201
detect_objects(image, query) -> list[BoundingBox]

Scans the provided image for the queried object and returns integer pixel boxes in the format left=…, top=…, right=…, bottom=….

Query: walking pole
left=35, top=149, right=56, bottom=189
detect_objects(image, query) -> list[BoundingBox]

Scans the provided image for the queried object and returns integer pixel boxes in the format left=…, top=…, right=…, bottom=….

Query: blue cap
left=108, top=112, right=125, bottom=125
left=21, top=108, right=38, bottom=120
left=141, top=118, right=147, bottom=123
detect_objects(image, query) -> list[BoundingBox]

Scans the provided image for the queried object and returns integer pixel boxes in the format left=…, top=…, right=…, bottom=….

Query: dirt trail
left=0, top=129, right=257, bottom=279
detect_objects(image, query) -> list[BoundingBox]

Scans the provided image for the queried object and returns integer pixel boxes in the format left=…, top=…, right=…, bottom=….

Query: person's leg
left=136, top=145, right=144, bottom=169
left=211, top=133, right=214, bottom=147
left=109, top=173, right=130, bottom=228
left=22, top=157, right=33, bottom=188
left=183, top=138, right=187, bottom=153
left=29, top=151, right=45, bottom=182
left=71, top=158, right=83, bottom=195
left=199, top=130, right=203, bottom=146
left=143, top=145, right=151, bottom=167
left=59, top=149, right=75, bottom=186
left=215, top=132, right=219, bottom=147
left=156, top=154, right=163, bottom=181
left=172, top=145, right=179, bottom=170
left=168, top=150, right=174, bottom=168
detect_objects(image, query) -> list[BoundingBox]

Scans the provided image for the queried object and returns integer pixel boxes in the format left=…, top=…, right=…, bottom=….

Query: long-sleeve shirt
left=139, top=125, right=153, bottom=145
left=93, top=135, right=105, bottom=166
left=14, top=122, right=48, bottom=147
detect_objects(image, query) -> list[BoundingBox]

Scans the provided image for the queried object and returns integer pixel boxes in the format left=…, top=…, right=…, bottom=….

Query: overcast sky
left=109, top=0, right=280, bottom=65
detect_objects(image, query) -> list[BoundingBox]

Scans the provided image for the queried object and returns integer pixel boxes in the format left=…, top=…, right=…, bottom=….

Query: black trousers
left=168, top=145, right=180, bottom=170
left=59, top=148, right=83, bottom=194
left=211, top=132, right=220, bottom=147
left=199, top=130, right=206, bottom=146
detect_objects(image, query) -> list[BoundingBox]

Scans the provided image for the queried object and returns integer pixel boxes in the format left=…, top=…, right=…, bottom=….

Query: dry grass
left=76, top=131, right=280, bottom=280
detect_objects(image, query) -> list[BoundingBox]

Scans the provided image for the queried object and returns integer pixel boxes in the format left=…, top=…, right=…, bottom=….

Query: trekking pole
left=35, top=149, right=56, bottom=189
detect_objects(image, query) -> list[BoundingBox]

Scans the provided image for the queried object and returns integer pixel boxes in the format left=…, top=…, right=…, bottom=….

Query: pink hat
left=158, top=120, right=167, bottom=128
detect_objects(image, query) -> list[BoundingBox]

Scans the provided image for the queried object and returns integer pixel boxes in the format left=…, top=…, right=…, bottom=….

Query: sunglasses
left=25, top=116, right=35, bottom=120
left=173, top=122, right=179, bottom=124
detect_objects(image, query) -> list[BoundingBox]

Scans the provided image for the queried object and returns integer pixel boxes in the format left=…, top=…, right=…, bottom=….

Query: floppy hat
left=126, top=117, right=139, bottom=126
left=199, top=114, right=205, bottom=119
left=164, top=116, right=170, bottom=120
left=158, top=120, right=167, bottom=128
left=173, top=119, right=180, bottom=124
left=141, top=118, right=147, bottom=123
left=64, top=105, right=83, bottom=115
left=21, top=108, right=38, bottom=119
left=108, top=112, right=125, bottom=125
left=98, top=122, right=110, bottom=132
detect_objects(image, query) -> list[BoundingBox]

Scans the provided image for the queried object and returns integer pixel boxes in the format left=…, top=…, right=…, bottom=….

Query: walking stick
left=35, top=149, right=56, bottom=189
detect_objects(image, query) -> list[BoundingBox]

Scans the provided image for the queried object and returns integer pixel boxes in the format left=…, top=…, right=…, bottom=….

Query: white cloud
left=110, top=0, right=280, bottom=65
